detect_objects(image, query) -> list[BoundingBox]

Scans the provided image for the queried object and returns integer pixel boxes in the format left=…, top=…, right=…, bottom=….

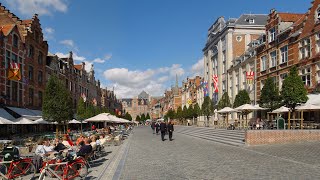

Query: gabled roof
left=278, top=13, right=304, bottom=22
left=21, top=19, right=32, bottom=26
left=74, top=64, right=82, bottom=70
left=1, top=24, right=15, bottom=36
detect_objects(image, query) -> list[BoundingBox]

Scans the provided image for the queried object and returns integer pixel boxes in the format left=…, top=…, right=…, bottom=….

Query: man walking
left=159, top=121, right=167, bottom=141
left=151, top=121, right=155, bottom=134
left=167, top=121, right=174, bottom=141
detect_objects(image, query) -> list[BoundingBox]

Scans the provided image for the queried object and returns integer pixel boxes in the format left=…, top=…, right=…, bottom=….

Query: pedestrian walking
left=167, top=121, right=174, bottom=141
left=151, top=121, right=155, bottom=134
left=155, top=122, right=160, bottom=135
left=160, top=121, right=167, bottom=141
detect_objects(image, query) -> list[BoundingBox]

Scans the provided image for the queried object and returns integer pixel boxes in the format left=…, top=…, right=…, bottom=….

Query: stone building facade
left=203, top=14, right=267, bottom=105
left=120, top=91, right=150, bottom=120
left=181, top=76, right=202, bottom=108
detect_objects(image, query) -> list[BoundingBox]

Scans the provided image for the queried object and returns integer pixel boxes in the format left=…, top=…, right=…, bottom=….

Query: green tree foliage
left=124, top=112, right=132, bottom=121
left=281, top=66, right=308, bottom=111
left=233, top=90, right=251, bottom=108
left=141, top=113, right=146, bottom=121
left=182, top=105, right=188, bottom=120
left=193, top=103, right=201, bottom=118
left=76, top=97, right=86, bottom=120
left=146, top=113, right=150, bottom=120
left=187, top=105, right=194, bottom=119
left=176, top=106, right=183, bottom=123
left=136, top=115, right=141, bottom=121
left=166, top=109, right=175, bottom=120
left=201, top=96, right=213, bottom=126
left=43, top=75, right=73, bottom=134
left=218, top=92, right=232, bottom=110
left=86, top=103, right=95, bottom=118
left=260, top=77, right=282, bottom=111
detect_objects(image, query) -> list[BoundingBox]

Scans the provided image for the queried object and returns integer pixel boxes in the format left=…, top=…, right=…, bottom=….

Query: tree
left=166, top=109, right=175, bottom=120
left=187, top=105, right=194, bottom=119
left=260, top=77, right=282, bottom=111
left=281, top=66, right=308, bottom=124
left=182, top=105, right=188, bottom=123
left=218, top=92, right=232, bottom=110
left=43, top=75, right=73, bottom=135
left=124, top=112, right=132, bottom=121
left=136, top=115, right=141, bottom=121
left=193, top=103, right=201, bottom=118
left=146, top=113, right=150, bottom=120
left=76, top=97, right=86, bottom=120
left=86, top=103, right=95, bottom=118
left=233, top=90, right=251, bottom=108
left=201, top=96, right=213, bottom=127
left=176, top=106, right=183, bottom=124
left=141, top=113, right=146, bottom=121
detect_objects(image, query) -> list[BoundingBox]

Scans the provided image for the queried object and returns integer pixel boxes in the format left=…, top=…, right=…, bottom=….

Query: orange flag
left=7, top=62, right=21, bottom=81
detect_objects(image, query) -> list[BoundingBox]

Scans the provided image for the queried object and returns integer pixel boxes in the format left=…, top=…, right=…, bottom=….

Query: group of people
left=151, top=121, right=174, bottom=141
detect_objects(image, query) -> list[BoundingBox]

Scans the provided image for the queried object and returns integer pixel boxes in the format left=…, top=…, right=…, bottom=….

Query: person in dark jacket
left=155, top=122, right=160, bottom=135
left=159, top=121, right=167, bottom=141
left=151, top=121, right=155, bottom=134
left=167, top=121, right=174, bottom=141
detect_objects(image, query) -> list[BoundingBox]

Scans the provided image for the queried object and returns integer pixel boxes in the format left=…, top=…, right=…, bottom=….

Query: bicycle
left=0, top=156, right=36, bottom=180
left=38, top=152, right=88, bottom=180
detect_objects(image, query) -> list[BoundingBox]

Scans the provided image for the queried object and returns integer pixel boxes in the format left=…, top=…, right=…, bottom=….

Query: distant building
left=120, top=91, right=150, bottom=120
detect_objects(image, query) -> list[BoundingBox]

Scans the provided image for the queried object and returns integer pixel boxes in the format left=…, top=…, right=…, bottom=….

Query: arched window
left=316, top=7, right=320, bottom=21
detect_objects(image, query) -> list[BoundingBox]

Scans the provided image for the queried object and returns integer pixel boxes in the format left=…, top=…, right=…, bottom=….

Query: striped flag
left=212, top=75, right=218, bottom=93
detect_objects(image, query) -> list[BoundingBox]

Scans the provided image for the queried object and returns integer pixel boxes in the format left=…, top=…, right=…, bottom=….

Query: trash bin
left=276, top=117, right=285, bottom=129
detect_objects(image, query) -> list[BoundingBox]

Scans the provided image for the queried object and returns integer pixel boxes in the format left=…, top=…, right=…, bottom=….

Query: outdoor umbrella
left=85, top=113, right=112, bottom=122
left=235, top=104, right=263, bottom=128
left=217, top=107, right=237, bottom=127
left=68, top=119, right=82, bottom=124
left=13, top=117, right=37, bottom=124
left=272, top=106, right=289, bottom=113
left=0, top=117, right=13, bottom=124
left=296, top=104, right=320, bottom=129
left=34, top=118, right=50, bottom=124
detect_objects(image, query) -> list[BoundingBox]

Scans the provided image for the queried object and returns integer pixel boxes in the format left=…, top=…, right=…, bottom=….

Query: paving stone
left=118, top=126, right=320, bottom=180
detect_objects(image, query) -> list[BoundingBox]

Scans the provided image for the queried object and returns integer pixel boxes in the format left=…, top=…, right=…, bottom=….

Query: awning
left=0, top=108, right=15, bottom=120
left=306, top=94, right=320, bottom=106
left=0, top=117, right=13, bottom=124
left=7, top=107, right=42, bottom=120
left=12, top=117, right=37, bottom=125
left=85, top=113, right=112, bottom=122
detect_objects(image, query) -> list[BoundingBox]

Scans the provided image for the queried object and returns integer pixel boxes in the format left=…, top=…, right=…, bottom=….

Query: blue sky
left=2, top=0, right=310, bottom=98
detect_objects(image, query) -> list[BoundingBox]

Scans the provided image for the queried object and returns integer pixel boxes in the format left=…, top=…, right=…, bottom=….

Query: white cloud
left=191, top=58, right=204, bottom=77
left=60, top=39, right=75, bottom=48
left=43, top=27, right=54, bottom=40
left=104, top=54, right=112, bottom=60
left=93, top=58, right=105, bottom=63
left=4, top=0, right=68, bottom=16
left=102, top=64, right=186, bottom=98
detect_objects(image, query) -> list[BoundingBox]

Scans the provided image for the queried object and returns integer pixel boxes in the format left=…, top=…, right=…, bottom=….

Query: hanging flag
left=92, top=98, right=97, bottom=106
left=246, top=71, right=254, bottom=84
left=202, top=81, right=209, bottom=97
left=212, top=75, right=218, bottom=93
left=7, top=62, right=21, bottom=81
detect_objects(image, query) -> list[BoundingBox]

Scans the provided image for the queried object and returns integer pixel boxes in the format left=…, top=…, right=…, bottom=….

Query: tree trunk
left=56, top=124, right=59, bottom=138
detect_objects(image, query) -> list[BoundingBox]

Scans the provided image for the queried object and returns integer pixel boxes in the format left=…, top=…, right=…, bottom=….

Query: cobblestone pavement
left=118, top=126, right=320, bottom=180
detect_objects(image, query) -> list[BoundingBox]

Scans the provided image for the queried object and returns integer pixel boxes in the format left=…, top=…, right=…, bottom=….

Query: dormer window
left=317, top=7, right=320, bottom=20
left=249, top=19, right=254, bottom=24
left=269, top=27, right=276, bottom=42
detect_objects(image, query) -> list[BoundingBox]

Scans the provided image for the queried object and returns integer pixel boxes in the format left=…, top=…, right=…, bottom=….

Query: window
left=12, top=81, right=18, bottom=101
left=38, top=71, right=43, bottom=85
left=222, top=61, right=226, bottom=73
left=269, top=27, right=276, bottom=42
left=13, top=34, right=18, bottom=48
left=260, top=80, right=265, bottom=90
left=222, top=81, right=226, bottom=93
left=316, top=8, right=320, bottom=20
left=316, top=33, right=320, bottom=53
left=249, top=19, right=254, bottom=24
left=299, top=38, right=311, bottom=59
left=12, top=53, right=18, bottom=63
left=28, top=45, right=34, bottom=58
left=270, top=51, right=277, bottom=68
left=38, top=52, right=43, bottom=65
left=29, top=88, right=34, bottom=106
left=280, top=45, right=288, bottom=64
left=301, top=67, right=311, bottom=87
left=38, top=91, right=43, bottom=107
left=28, top=66, right=33, bottom=81
left=260, top=55, right=267, bottom=71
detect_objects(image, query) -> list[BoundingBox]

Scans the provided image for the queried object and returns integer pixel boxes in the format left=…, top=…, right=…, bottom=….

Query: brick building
left=120, top=91, right=150, bottom=120
left=181, top=76, right=202, bottom=108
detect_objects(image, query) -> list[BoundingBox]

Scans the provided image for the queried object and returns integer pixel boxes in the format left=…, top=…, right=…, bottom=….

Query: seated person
left=90, top=136, right=97, bottom=151
left=77, top=139, right=92, bottom=156
left=53, top=138, right=67, bottom=152
left=35, top=137, right=54, bottom=157
left=99, top=135, right=106, bottom=145
left=62, top=136, right=72, bottom=148
left=76, top=135, right=85, bottom=146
